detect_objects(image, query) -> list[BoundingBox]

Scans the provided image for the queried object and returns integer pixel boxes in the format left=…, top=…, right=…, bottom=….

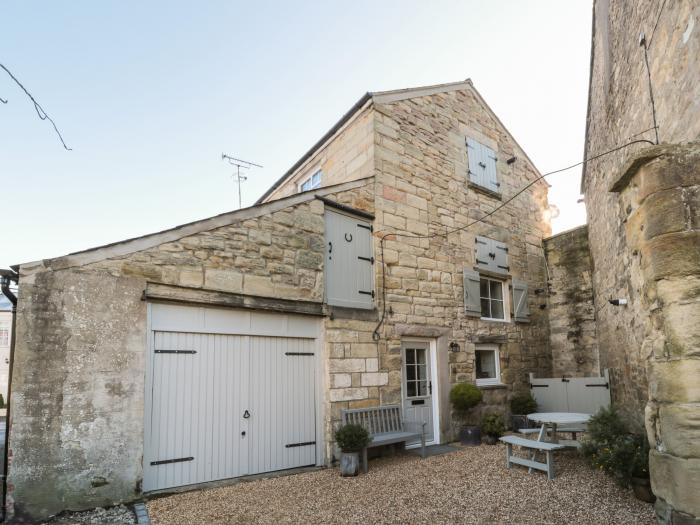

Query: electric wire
left=0, top=62, right=72, bottom=150
left=371, top=137, right=657, bottom=341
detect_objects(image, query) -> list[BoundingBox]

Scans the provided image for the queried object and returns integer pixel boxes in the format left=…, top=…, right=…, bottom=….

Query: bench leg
left=546, top=450, right=554, bottom=480
left=362, top=447, right=368, bottom=474
left=506, top=443, right=512, bottom=469
left=529, top=424, right=547, bottom=474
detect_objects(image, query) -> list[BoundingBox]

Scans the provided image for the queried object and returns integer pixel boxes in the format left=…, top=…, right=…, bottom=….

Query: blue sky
left=0, top=1, right=592, bottom=269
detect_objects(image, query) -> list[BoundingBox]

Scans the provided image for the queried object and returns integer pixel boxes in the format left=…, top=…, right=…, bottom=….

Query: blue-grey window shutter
left=483, top=143, right=499, bottom=193
left=493, top=240, right=509, bottom=274
left=463, top=268, right=481, bottom=317
left=325, top=210, right=374, bottom=309
left=466, top=138, right=499, bottom=193
left=512, top=279, right=530, bottom=322
left=474, top=236, right=492, bottom=272
left=466, top=138, right=483, bottom=187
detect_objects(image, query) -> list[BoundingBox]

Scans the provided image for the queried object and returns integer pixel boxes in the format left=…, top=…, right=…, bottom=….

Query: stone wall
left=583, top=0, right=700, bottom=421
left=543, top=226, right=599, bottom=377
left=8, top=270, right=146, bottom=522
left=264, top=106, right=374, bottom=201
left=611, top=144, right=700, bottom=523
left=584, top=1, right=700, bottom=520
left=369, top=86, right=552, bottom=439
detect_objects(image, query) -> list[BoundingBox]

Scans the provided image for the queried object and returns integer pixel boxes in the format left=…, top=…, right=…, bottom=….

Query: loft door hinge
left=359, top=290, right=375, bottom=298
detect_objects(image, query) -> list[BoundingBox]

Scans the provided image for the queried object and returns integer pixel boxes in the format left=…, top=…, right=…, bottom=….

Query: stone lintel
left=144, top=282, right=325, bottom=316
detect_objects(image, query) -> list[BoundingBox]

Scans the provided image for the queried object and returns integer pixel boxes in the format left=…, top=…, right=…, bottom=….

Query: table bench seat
left=500, top=435, right=566, bottom=480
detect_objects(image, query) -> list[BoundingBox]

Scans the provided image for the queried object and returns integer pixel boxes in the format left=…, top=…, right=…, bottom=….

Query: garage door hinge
left=150, top=456, right=194, bottom=466
left=359, top=290, right=375, bottom=298
left=358, top=256, right=374, bottom=264
left=155, top=350, right=197, bottom=354
left=285, top=441, right=316, bottom=448
left=285, top=352, right=315, bottom=356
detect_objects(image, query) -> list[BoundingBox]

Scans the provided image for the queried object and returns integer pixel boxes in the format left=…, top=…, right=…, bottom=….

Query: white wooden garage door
left=143, top=304, right=320, bottom=492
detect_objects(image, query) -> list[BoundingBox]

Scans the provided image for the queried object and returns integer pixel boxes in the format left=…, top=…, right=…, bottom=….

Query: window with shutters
left=324, top=209, right=374, bottom=309
left=480, top=277, right=506, bottom=321
left=475, top=345, right=502, bottom=386
left=466, top=138, right=500, bottom=195
left=299, top=169, right=322, bottom=192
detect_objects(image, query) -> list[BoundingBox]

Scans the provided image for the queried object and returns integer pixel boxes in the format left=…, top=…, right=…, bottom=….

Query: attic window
left=466, top=138, right=500, bottom=195
left=299, top=170, right=322, bottom=192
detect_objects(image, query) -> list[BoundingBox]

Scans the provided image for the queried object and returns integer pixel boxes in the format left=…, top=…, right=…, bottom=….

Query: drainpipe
left=0, top=268, right=18, bottom=523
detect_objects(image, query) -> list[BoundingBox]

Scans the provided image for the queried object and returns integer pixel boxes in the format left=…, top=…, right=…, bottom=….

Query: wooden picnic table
left=527, top=412, right=591, bottom=444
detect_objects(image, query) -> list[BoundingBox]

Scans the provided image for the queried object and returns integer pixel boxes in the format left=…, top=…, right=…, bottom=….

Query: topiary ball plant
left=335, top=423, right=371, bottom=453
left=449, top=382, right=483, bottom=413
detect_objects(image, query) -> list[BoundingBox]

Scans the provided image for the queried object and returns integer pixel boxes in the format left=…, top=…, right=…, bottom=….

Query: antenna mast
left=221, top=154, right=263, bottom=209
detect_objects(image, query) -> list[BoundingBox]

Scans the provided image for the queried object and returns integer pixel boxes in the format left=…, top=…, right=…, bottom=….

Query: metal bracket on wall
left=155, top=350, right=197, bottom=354
left=150, top=457, right=194, bottom=466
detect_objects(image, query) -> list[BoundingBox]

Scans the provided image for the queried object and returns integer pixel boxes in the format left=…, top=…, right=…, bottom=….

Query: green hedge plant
left=335, top=423, right=371, bottom=452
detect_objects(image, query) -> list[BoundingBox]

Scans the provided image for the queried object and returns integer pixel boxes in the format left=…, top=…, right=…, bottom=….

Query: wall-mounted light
left=506, top=156, right=517, bottom=165
left=609, top=298, right=628, bottom=306
left=449, top=341, right=461, bottom=352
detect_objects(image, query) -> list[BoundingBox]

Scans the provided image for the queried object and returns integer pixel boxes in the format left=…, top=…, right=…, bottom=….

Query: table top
left=527, top=412, right=591, bottom=425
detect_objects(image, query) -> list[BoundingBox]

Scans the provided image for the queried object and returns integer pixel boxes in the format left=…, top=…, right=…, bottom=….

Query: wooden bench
left=500, top=435, right=566, bottom=480
left=342, top=405, right=426, bottom=473
left=518, top=426, right=586, bottom=441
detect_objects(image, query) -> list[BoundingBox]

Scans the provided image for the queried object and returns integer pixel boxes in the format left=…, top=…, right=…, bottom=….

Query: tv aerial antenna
left=221, top=154, right=263, bottom=209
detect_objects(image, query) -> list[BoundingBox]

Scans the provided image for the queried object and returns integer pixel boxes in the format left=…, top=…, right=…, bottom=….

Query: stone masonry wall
left=370, top=87, right=552, bottom=437
left=584, top=0, right=700, bottom=422
left=584, top=1, right=700, bottom=521
left=612, top=144, right=700, bottom=523
left=264, top=107, right=374, bottom=201
left=543, top=225, right=599, bottom=377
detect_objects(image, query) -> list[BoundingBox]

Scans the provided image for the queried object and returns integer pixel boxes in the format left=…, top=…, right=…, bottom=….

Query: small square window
left=475, top=347, right=501, bottom=386
left=480, top=277, right=506, bottom=321
left=299, top=169, right=322, bottom=192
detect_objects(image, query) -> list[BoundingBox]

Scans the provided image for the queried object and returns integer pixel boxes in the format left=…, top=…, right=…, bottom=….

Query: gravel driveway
left=147, top=444, right=654, bottom=525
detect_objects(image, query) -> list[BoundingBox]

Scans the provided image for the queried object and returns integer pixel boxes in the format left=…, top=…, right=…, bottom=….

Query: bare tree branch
left=0, top=62, right=72, bottom=150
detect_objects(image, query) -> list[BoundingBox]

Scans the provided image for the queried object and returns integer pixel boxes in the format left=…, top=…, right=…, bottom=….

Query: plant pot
left=483, top=434, right=499, bottom=445
left=459, top=425, right=481, bottom=446
left=631, top=476, right=656, bottom=503
left=339, top=451, right=360, bottom=477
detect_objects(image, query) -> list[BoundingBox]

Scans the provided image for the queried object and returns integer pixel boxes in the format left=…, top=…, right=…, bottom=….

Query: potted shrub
left=510, top=392, right=537, bottom=430
left=580, top=407, right=655, bottom=503
left=481, top=413, right=505, bottom=445
left=449, top=382, right=483, bottom=446
left=334, top=423, right=371, bottom=477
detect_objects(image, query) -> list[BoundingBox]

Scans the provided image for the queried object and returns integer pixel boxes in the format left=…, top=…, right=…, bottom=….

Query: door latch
left=243, top=410, right=250, bottom=419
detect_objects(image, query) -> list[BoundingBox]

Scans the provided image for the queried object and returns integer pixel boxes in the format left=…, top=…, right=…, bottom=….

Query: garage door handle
left=243, top=410, right=250, bottom=419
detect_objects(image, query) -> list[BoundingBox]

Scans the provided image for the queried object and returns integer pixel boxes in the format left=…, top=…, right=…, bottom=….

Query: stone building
left=582, top=0, right=700, bottom=522
left=6, top=79, right=556, bottom=522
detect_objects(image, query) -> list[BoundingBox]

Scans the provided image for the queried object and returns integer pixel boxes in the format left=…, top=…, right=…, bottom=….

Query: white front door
left=401, top=341, right=435, bottom=444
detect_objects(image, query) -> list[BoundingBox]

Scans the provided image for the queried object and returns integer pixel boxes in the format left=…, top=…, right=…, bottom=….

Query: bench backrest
left=341, top=405, right=404, bottom=436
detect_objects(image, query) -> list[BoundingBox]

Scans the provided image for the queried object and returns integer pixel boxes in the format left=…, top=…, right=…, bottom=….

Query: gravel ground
left=147, top=444, right=654, bottom=525
left=40, top=504, right=136, bottom=525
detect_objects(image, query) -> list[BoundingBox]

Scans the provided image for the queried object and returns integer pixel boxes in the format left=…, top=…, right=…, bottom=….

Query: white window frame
left=298, top=169, right=322, bottom=192
left=479, top=276, right=509, bottom=322
left=475, top=344, right=503, bottom=387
